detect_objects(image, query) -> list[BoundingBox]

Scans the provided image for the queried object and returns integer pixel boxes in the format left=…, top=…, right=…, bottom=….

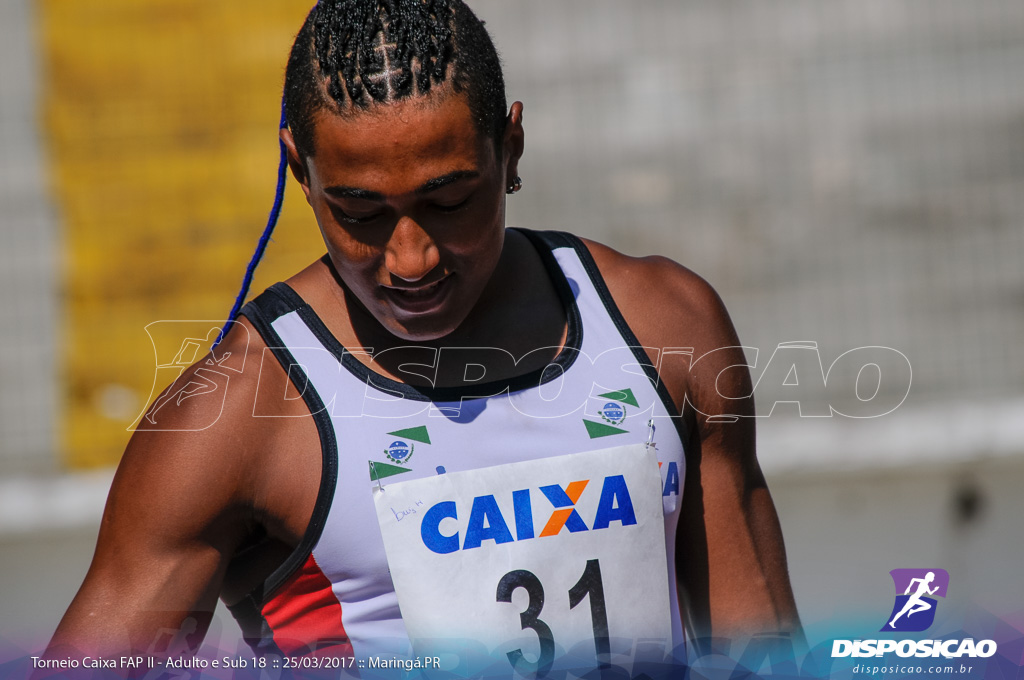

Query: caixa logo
left=420, top=475, right=637, bottom=554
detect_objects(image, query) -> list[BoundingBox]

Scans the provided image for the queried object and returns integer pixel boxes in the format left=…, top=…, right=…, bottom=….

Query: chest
left=310, top=358, right=688, bottom=588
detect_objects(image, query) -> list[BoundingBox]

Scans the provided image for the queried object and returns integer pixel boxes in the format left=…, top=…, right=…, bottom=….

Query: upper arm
left=583, top=239, right=800, bottom=640
left=49, top=323, right=266, bottom=657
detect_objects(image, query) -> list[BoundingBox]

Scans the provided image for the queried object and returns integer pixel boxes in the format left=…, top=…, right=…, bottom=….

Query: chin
left=375, top=289, right=482, bottom=343
left=385, top=319, right=461, bottom=343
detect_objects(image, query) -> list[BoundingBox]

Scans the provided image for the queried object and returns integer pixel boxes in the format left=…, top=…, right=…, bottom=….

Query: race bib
left=373, top=444, right=672, bottom=674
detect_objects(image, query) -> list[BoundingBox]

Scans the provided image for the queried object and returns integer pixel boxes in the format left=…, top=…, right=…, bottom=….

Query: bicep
left=49, top=358, right=259, bottom=657
left=579, top=241, right=800, bottom=640
left=648, top=276, right=798, bottom=639
left=676, top=422, right=797, bottom=638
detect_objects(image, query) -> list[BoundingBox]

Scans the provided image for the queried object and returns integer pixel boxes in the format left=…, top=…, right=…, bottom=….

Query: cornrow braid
left=286, top=0, right=506, bottom=158
left=312, top=0, right=455, bottom=105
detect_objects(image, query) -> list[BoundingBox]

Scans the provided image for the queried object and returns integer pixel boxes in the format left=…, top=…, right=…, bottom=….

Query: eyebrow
left=323, top=170, right=480, bottom=201
left=417, top=170, right=479, bottom=194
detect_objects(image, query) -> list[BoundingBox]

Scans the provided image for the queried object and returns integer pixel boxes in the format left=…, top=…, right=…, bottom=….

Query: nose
left=384, top=216, right=441, bottom=283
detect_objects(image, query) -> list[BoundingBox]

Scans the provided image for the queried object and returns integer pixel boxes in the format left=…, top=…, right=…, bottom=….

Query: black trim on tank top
left=543, top=230, right=693, bottom=449
left=224, top=597, right=287, bottom=658
left=228, top=290, right=340, bottom=613
left=271, top=227, right=584, bottom=402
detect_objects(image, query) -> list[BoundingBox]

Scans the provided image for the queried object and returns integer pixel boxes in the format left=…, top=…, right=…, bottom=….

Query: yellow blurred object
left=42, top=0, right=322, bottom=468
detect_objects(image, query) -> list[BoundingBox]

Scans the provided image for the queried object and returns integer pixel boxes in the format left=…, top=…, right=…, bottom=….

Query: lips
left=381, top=274, right=453, bottom=315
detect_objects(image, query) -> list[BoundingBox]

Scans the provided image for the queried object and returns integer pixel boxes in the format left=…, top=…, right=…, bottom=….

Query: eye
left=336, top=210, right=383, bottom=225
left=432, top=194, right=472, bottom=214
left=327, top=201, right=384, bottom=225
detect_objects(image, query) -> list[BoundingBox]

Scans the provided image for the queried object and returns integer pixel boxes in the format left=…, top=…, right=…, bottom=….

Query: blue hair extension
left=213, top=96, right=289, bottom=349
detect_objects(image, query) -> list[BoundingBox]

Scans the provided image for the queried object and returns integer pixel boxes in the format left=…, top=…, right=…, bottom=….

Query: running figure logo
left=881, top=568, right=950, bottom=632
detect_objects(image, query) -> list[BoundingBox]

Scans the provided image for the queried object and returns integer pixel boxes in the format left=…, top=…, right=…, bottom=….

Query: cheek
left=455, top=206, right=506, bottom=273
left=449, top=190, right=505, bottom=248
left=312, top=203, right=383, bottom=264
left=321, top=230, right=385, bottom=292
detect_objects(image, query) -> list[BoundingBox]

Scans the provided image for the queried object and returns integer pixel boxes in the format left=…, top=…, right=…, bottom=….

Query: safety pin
left=370, top=461, right=384, bottom=492
left=645, top=419, right=656, bottom=452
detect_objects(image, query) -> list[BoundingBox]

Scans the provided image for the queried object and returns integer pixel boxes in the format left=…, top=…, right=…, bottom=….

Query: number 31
left=496, top=559, right=610, bottom=675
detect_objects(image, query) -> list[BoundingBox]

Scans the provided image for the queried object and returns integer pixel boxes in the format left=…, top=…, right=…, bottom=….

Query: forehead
left=307, top=92, right=495, bottom=193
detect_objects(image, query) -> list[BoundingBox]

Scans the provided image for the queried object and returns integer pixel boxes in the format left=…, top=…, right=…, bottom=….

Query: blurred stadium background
left=2, top=0, right=1022, bottom=653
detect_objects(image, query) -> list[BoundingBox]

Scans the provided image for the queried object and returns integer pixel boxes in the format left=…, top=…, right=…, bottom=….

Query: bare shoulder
left=579, top=237, right=737, bottom=349
left=122, top=313, right=319, bottom=539
left=104, top=319, right=284, bottom=552
left=130, top=316, right=280, bottom=480
left=579, top=237, right=749, bottom=420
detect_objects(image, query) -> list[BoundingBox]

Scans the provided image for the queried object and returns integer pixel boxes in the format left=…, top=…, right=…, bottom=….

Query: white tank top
left=229, top=229, right=689, bottom=664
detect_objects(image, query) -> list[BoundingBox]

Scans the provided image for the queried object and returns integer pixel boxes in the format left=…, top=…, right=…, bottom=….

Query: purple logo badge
left=881, top=568, right=949, bottom=632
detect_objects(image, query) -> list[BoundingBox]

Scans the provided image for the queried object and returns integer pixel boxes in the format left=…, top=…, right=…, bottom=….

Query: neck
left=333, top=229, right=568, bottom=387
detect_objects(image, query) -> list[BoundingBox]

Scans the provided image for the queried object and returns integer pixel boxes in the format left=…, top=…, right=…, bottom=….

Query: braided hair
left=218, top=1, right=506, bottom=345
left=285, top=0, right=507, bottom=158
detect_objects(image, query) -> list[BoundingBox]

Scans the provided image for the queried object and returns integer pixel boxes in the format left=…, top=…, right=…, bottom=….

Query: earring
left=506, top=176, right=523, bottom=194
